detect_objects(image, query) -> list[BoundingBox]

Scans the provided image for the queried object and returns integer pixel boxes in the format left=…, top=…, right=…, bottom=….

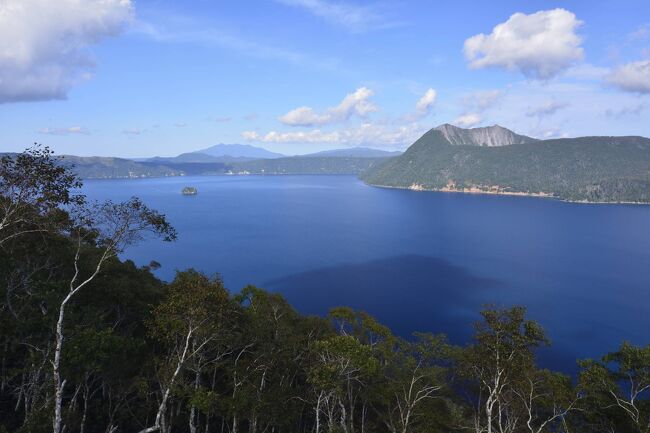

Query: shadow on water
left=265, top=254, right=580, bottom=374
left=265, top=254, right=501, bottom=344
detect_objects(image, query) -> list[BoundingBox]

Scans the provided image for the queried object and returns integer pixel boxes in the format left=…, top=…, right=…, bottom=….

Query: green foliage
left=362, top=129, right=650, bottom=202
left=0, top=146, right=647, bottom=433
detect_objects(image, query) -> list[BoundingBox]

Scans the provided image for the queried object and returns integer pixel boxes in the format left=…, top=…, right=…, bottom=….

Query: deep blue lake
left=83, top=175, right=650, bottom=373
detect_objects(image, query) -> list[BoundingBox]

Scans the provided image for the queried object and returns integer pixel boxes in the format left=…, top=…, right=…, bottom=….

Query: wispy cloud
left=122, top=127, right=144, bottom=135
left=39, top=126, right=90, bottom=136
left=607, top=60, right=650, bottom=94
left=605, top=103, right=646, bottom=118
left=274, top=0, right=403, bottom=33
left=210, top=116, right=232, bottom=123
left=402, top=88, right=437, bottom=121
left=526, top=101, right=570, bottom=118
left=453, top=113, right=482, bottom=128
left=242, top=121, right=425, bottom=148
left=131, top=17, right=345, bottom=73
left=174, top=122, right=188, bottom=128
left=628, top=23, right=650, bottom=42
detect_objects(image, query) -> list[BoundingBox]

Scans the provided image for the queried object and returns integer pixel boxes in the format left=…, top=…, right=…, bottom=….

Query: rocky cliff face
left=434, top=124, right=538, bottom=147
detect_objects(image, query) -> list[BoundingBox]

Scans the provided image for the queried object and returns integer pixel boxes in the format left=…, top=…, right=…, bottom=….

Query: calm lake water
left=83, top=175, right=650, bottom=373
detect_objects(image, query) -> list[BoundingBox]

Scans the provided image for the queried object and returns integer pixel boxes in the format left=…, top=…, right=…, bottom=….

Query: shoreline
left=367, top=182, right=650, bottom=205
left=77, top=174, right=650, bottom=205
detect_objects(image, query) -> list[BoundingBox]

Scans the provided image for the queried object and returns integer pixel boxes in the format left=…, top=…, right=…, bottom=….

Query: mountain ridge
left=433, top=123, right=539, bottom=147
left=361, top=126, right=650, bottom=203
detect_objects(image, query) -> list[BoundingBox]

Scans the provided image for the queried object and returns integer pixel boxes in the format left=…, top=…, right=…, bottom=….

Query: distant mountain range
left=194, top=143, right=285, bottom=159
left=362, top=124, right=650, bottom=203
left=137, top=144, right=398, bottom=165
left=51, top=125, right=650, bottom=203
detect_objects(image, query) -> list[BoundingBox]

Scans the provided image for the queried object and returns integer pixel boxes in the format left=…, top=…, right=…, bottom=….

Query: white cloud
left=414, top=88, right=437, bottom=117
left=462, top=90, right=502, bottom=112
left=242, top=122, right=425, bottom=148
left=211, top=116, right=232, bottom=123
left=174, top=122, right=188, bottom=128
left=0, top=0, right=133, bottom=104
left=453, top=113, right=482, bottom=128
left=38, top=126, right=90, bottom=136
left=526, top=101, right=569, bottom=118
left=274, top=0, right=397, bottom=33
left=279, top=87, right=378, bottom=127
left=132, top=17, right=345, bottom=75
left=464, top=9, right=583, bottom=80
left=450, top=90, right=501, bottom=128
left=122, top=128, right=144, bottom=135
left=607, top=60, right=650, bottom=94
left=563, top=63, right=609, bottom=81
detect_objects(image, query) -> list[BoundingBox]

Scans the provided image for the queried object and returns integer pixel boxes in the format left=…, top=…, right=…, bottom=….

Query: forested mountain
left=362, top=127, right=650, bottom=203
left=63, top=155, right=383, bottom=178
left=194, top=143, right=285, bottom=159
left=232, top=156, right=384, bottom=175
left=60, top=155, right=183, bottom=178
left=302, top=147, right=402, bottom=158
left=2, top=146, right=649, bottom=433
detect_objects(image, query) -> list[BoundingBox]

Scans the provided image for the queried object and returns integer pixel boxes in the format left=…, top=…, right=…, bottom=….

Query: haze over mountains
left=57, top=124, right=650, bottom=203
left=141, top=144, right=400, bottom=163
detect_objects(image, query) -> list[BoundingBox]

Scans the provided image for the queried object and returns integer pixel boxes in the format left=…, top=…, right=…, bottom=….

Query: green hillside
left=231, top=156, right=383, bottom=175
left=362, top=129, right=650, bottom=203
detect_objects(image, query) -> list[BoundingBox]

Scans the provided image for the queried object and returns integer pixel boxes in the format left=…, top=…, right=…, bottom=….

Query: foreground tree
left=580, top=342, right=650, bottom=433
left=53, top=199, right=176, bottom=433
left=458, top=307, right=578, bottom=433
left=140, top=270, right=234, bottom=433
left=0, top=145, right=82, bottom=246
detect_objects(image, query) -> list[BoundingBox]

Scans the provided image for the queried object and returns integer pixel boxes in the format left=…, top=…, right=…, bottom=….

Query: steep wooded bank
left=1, top=147, right=649, bottom=433
left=362, top=126, right=650, bottom=203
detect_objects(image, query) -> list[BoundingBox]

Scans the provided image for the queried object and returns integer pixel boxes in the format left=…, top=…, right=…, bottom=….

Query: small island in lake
left=181, top=186, right=198, bottom=196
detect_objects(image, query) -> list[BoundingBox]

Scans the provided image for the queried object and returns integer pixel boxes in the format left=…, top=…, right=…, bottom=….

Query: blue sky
left=1, top=0, right=649, bottom=157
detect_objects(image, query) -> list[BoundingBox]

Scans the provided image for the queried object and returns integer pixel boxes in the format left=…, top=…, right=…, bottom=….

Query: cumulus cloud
left=464, top=8, right=583, bottom=79
left=38, top=126, right=90, bottom=136
left=453, top=113, right=482, bottom=128
left=242, top=122, right=425, bottom=148
left=526, top=101, right=569, bottom=118
left=414, top=88, right=437, bottom=117
left=279, top=87, right=378, bottom=127
left=0, top=0, right=133, bottom=104
left=607, top=60, right=650, bottom=94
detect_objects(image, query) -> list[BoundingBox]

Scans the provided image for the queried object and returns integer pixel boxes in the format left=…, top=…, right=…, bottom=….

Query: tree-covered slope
left=61, top=154, right=384, bottom=178
left=231, top=156, right=384, bottom=175
left=60, top=155, right=183, bottom=178
left=362, top=129, right=650, bottom=203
